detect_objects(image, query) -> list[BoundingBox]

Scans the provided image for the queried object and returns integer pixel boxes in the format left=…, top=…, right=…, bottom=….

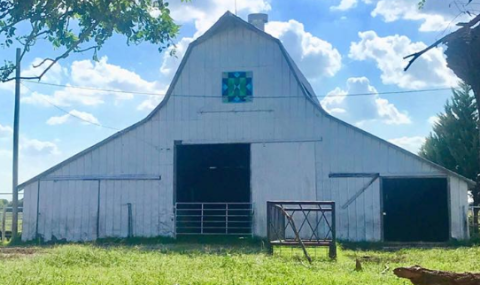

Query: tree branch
left=2, top=23, right=99, bottom=83
left=404, top=13, right=480, bottom=71
left=32, top=22, right=99, bottom=81
left=404, top=37, right=448, bottom=71
left=32, top=58, right=54, bottom=68
left=76, top=45, right=99, bottom=53
left=3, top=75, right=46, bottom=82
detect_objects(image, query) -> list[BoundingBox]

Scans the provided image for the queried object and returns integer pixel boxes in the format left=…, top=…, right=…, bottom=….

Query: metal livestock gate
left=175, top=203, right=254, bottom=236
left=267, top=201, right=336, bottom=261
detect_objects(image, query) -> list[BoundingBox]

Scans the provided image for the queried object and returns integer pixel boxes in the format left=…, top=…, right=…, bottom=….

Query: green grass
left=0, top=239, right=479, bottom=285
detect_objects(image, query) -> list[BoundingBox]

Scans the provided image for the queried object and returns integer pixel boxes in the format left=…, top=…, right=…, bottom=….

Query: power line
left=318, top=87, right=452, bottom=98
left=23, top=80, right=453, bottom=99
left=24, top=80, right=166, bottom=97
left=20, top=82, right=165, bottom=153
left=21, top=83, right=120, bottom=131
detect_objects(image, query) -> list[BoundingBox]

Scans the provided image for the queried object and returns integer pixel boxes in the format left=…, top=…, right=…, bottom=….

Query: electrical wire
left=18, top=81, right=455, bottom=146
left=21, top=83, right=120, bottom=131
left=20, top=83, right=166, bottom=153
left=23, top=80, right=454, bottom=99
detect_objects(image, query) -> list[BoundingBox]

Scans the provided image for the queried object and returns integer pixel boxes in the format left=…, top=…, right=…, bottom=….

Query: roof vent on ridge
left=248, top=13, right=268, bottom=31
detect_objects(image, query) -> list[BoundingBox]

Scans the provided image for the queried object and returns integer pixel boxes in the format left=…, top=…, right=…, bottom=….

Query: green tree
left=421, top=83, right=479, bottom=180
left=420, top=82, right=479, bottom=230
left=0, top=0, right=182, bottom=82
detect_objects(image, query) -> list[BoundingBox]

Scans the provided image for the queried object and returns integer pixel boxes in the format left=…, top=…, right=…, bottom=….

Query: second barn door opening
left=175, top=143, right=252, bottom=236
left=382, top=177, right=449, bottom=242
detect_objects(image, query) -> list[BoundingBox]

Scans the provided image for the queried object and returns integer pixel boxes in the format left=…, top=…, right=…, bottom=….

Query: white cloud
left=371, top=0, right=472, bottom=32
left=388, top=136, right=426, bottom=153
left=266, top=20, right=342, bottom=79
left=46, top=110, right=100, bottom=126
left=375, top=97, right=411, bottom=125
left=70, top=57, right=153, bottom=97
left=0, top=148, right=10, bottom=157
left=169, top=0, right=271, bottom=36
left=0, top=80, right=14, bottom=93
left=160, top=37, right=194, bottom=79
left=20, top=138, right=60, bottom=156
left=322, top=87, right=348, bottom=115
left=22, top=57, right=164, bottom=108
left=22, top=58, right=67, bottom=84
left=322, top=77, right=411, bottom=125
left=46, top=114, right=70, bottom=125
left=349, top=31, right=458, bottom=89
left=0, top=124, right=13, bottom=140
left=137, top=97, right=161, bottom=111
left=330, top=0, right=371, bottom=11
left=331, top=0, right=358, bottom=11
left=137, top=85, right=169, bottom=111
left=428, top=115, right=439, bottom=125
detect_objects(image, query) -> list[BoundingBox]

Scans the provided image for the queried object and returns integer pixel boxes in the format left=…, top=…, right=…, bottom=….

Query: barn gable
left=19, top=12, right=472, bottom=242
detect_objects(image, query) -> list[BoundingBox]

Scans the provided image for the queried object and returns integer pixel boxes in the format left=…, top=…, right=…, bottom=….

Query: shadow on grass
left=4, top=235, right=479, bottom=257
left=339, top=239, right=480, bottom=252
left=3, top=235, right=269, bottom=255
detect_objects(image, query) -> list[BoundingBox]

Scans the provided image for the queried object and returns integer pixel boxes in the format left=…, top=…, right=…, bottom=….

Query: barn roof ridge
left=18, top=11, right=475, bottom=190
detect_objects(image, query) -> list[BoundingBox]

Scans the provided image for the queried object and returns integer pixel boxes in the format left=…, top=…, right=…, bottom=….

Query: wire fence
left=0, top=207, right=23, bottom=241
left=468, top=206, right=480, bottom=235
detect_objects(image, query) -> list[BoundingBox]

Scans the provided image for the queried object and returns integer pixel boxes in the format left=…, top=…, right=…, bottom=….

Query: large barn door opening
left=382, top=178, right=449, bottom=242
left=175, top=143, right=252, bottom=236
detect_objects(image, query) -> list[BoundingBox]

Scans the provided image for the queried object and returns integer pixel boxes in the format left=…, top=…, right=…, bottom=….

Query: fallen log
left=394, top=266, right=480, bottom=285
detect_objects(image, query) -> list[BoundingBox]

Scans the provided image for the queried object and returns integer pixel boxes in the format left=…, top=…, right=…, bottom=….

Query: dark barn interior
left=175, top=143, right=252, bottom=235
left=382, top=178, right=449, bottom=242
left=176, top=143, right=250, bottom=203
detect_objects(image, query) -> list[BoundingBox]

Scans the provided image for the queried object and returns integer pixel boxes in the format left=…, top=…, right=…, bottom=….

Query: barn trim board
left=18, top=11, right=473, bottom=242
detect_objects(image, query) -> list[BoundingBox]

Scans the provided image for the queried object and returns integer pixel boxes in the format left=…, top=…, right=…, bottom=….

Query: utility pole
left=11, top=48, right=20, bottom=240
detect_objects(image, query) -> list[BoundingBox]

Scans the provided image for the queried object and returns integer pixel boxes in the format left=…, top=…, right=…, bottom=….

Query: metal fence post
left=1, top=207, right=6, bottom=242
left=329, top=202, right=337, bottom=259
left=201, top=203, right=204, bottom=235
left=267, top=202, right=273, bottom=254
left=127, top=203, right=133, bottom=238
left=225, top=204, right=229, bottom=234
left=173, top=203, right=177, bottom=238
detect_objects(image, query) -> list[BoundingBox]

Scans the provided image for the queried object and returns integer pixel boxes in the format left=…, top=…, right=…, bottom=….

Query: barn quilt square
left=222, top=71, right=253, bottom=103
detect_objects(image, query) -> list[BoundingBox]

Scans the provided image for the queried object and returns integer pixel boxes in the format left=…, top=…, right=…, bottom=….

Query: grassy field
left=0, top=238, right=479, bottom=285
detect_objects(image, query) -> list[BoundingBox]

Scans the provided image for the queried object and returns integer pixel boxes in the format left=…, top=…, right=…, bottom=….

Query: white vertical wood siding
left=21, top=21, right=470, bottom=241
left=251, top=142, right=317, bottom=238
left=449, top=176, right=470, bottom=240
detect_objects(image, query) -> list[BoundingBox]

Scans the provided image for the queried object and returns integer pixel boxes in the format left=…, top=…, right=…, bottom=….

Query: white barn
left=19, top=12, right=473, bottom=242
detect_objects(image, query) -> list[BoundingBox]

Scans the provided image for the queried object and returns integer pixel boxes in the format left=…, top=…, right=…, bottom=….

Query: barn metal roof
left=18, top=11, right=475, bottom=190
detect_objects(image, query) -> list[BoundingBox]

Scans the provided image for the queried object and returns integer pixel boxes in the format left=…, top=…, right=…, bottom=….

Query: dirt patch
left=0, top=247, right=40, bottom=260
left=346, top=254, right=406, bottom=264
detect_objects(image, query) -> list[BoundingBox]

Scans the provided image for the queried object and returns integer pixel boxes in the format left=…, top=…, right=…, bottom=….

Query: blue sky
left=0, top=0, right=473, bottom=197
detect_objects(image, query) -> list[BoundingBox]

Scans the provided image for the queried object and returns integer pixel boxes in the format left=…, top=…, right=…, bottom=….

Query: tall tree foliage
left=420, top=82, right=479, bottom=231
left=0, top=0, right=182, bottom=82
left=420, top=83, right=479, bottom=181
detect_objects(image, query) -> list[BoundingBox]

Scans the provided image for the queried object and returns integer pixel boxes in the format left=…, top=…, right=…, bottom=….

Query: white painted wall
left=251, top=142, right=317, bottom=237
left=21, top=18, right=470, bottom=242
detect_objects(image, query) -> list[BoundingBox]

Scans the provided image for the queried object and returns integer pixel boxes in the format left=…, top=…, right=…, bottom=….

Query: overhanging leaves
left=0, top=0, right=181, bottom=82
